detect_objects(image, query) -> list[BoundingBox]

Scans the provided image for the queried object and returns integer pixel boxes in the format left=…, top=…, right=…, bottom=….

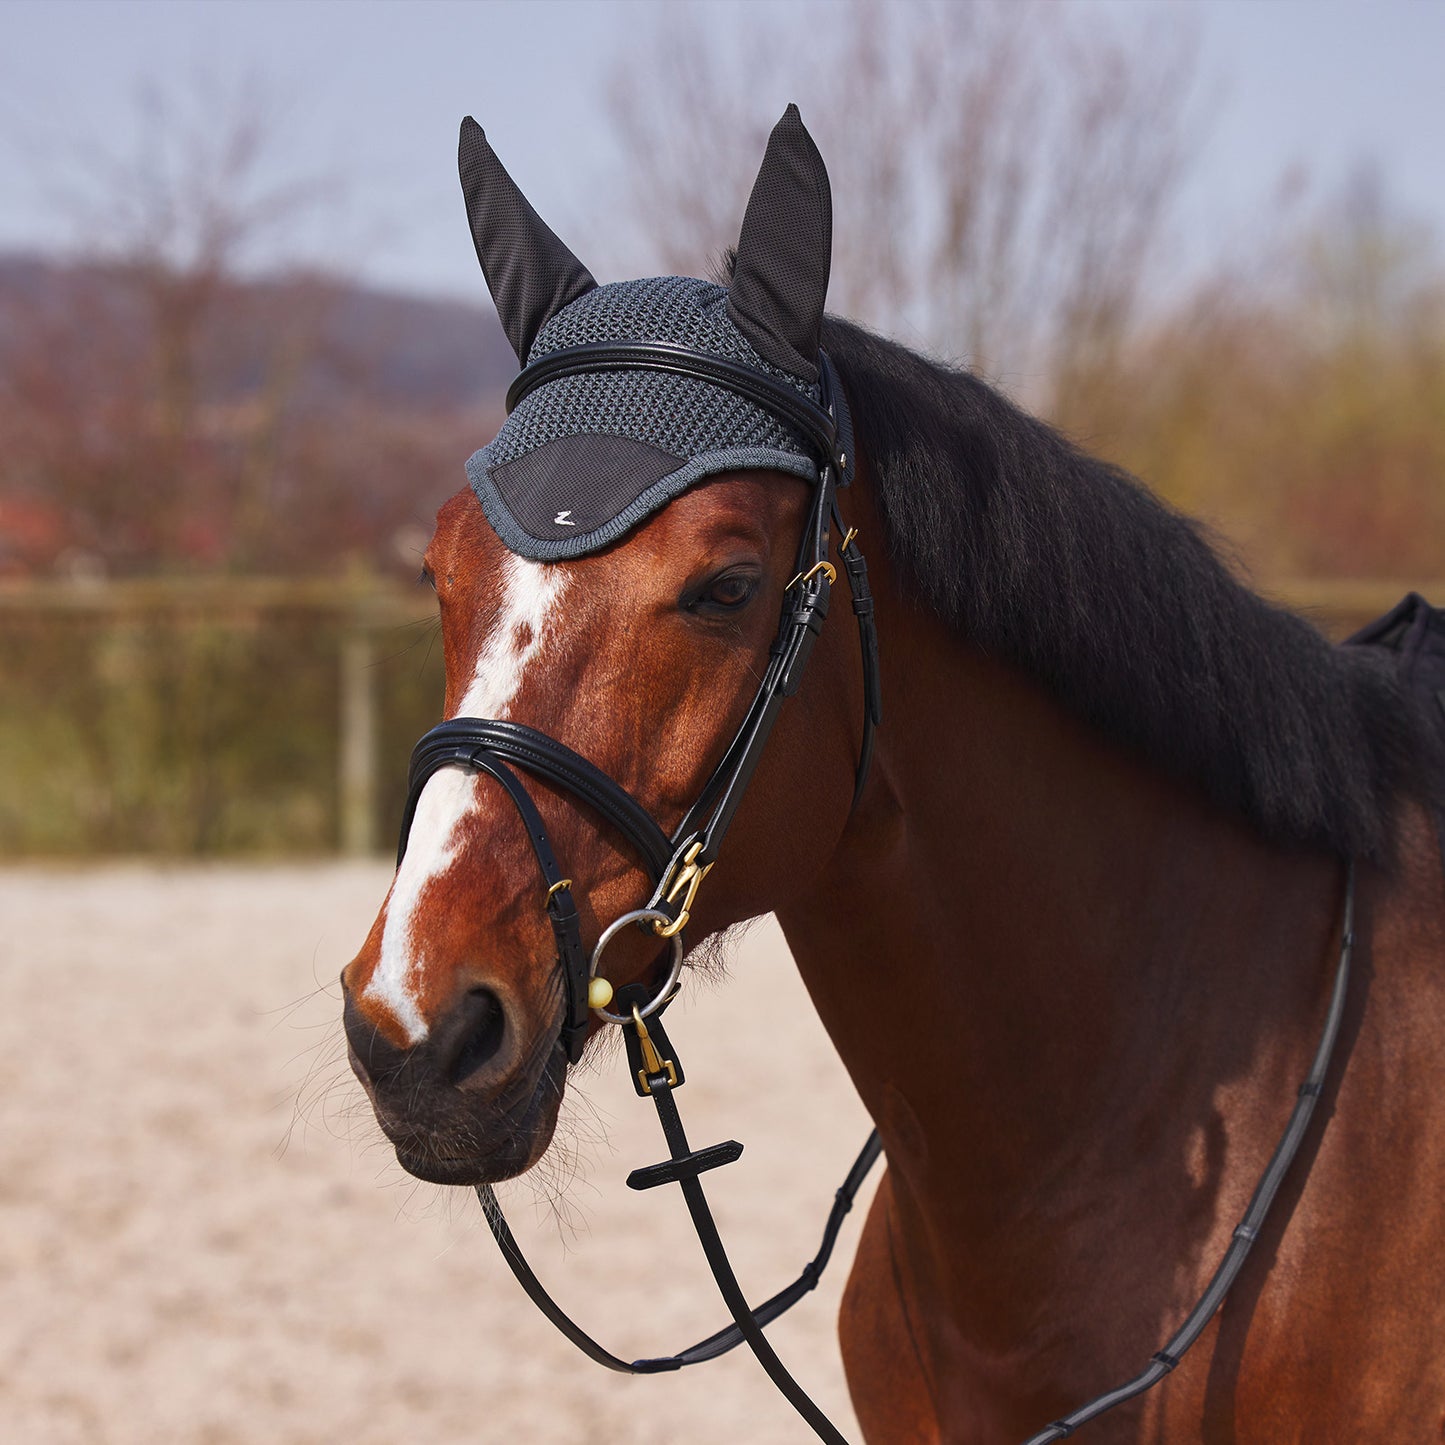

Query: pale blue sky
left=3, top=0, right=1443, bottom=302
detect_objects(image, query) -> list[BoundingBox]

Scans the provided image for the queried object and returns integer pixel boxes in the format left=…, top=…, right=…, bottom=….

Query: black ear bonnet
left=458, top=106, right=853, bottom=561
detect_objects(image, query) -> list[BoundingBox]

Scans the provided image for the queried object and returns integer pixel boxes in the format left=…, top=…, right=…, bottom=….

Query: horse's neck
left=777, top=596, right=1345, bottom=1350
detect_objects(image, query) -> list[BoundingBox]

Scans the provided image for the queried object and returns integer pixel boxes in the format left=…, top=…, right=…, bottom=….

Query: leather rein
left=395, top=342, right=1360, bottom=1444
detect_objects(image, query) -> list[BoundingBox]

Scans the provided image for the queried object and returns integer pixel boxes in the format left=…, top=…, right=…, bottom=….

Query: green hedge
left=0, top=608, right=443, bottom=855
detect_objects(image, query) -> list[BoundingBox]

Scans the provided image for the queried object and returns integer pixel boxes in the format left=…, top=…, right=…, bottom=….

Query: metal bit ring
left=588, top=908, right=685, bottom=1025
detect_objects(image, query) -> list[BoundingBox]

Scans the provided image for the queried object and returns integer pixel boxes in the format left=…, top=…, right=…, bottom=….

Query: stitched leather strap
left=668, top=461, right=839, bottom=875
left=833, top=501, right=881, bottom=807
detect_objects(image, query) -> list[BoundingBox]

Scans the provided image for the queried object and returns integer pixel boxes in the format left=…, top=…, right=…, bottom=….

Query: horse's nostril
left=446, top=987, right=508, bottom=1090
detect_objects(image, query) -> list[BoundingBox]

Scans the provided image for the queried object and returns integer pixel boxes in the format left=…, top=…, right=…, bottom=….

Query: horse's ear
left=727, top=104, right=831, bottom=384
left=458, top=117, right=597, bottom=364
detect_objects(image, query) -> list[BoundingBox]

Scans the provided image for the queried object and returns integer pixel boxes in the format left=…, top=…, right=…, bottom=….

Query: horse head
left=340, top=107, right=871, bottom=1186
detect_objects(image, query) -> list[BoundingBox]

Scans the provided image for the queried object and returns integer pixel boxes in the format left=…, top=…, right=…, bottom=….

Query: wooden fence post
left=338, top=623, right=378, bottom=855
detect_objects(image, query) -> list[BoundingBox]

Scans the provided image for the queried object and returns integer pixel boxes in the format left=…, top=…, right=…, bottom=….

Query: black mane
left=822, top=314, right=1441, bottom=861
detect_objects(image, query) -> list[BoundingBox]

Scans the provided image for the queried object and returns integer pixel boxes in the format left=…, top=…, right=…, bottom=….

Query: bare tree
left=0, top=73, right=346, bottom=572
left=1051, top=166, right=1445, bottom=580
left=604, top=0, right=1200, bottom=404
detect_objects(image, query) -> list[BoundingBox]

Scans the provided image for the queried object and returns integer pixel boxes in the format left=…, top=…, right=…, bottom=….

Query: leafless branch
left=601, top=0, right=1203, bottom=401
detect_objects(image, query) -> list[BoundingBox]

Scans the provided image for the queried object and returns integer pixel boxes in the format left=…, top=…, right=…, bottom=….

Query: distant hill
left=0, top=252, right=517, bottom=410
left=303, top=277, right=518, bottom=407
left=0, top=251, right=522, bottom=575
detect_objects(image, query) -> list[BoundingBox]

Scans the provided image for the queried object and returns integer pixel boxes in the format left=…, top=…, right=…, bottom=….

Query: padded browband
left=506, top=341, right=848, bottom=477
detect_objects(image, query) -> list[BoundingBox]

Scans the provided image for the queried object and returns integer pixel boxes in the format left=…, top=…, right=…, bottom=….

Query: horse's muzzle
left=341, top=986, right=568, bottom=1184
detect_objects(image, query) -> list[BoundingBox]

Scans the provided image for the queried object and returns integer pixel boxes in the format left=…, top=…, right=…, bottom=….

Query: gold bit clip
left=652, top=840, right=714, bottom=939
left=839, top=526, right=859, bottom=555
left=632, top=1005, right=679, bottom=1094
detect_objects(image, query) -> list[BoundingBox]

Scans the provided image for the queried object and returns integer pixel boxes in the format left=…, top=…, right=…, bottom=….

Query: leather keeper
left=626, top=1140, right=745, bottom=1191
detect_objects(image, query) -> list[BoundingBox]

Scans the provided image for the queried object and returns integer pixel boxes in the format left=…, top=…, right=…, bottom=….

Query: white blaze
left=456, top=554, right=570, bottom=719
left=365, top=556, right=569, bottom=1042
left=367, top=769, right=475, bottom=1041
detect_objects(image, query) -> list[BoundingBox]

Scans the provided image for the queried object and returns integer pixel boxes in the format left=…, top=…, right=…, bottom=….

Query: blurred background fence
left=4, top=573, right=1440, bottom=858
left=0, top=576, right=440, bottom=855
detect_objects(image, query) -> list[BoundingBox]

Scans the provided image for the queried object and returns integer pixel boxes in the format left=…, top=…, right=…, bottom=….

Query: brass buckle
left=652, top=840, right=714, bottom=939
left=632, top=1006, right=679, bottom=1095
left=786, top=559, right=837, bottom=591
left=839, top=526, right=858, bottom=555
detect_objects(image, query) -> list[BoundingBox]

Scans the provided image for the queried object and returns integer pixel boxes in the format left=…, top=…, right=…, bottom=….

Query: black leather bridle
left=400, top=343, right=880, bottom=1063
left=395, top=342, right=884, bottom=1442
left=393, top=341, right=1360, bottom=1445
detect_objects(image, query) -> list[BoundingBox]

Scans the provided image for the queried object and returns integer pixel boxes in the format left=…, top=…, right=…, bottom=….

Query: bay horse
left=341, top=108, right=1445, bottom=1442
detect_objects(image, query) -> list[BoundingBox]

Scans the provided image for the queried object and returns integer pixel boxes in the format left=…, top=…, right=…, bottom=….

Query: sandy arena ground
left=0, top=863, right=876, bottom=1444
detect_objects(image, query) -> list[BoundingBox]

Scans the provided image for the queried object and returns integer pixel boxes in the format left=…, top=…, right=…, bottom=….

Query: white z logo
left=553, top=509, right=576, bottom=526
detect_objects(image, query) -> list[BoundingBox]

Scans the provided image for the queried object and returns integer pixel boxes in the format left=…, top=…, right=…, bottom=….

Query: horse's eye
left=684, top=568, right=759, bottom=615
left=707, top=573, right=755, bottom=608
